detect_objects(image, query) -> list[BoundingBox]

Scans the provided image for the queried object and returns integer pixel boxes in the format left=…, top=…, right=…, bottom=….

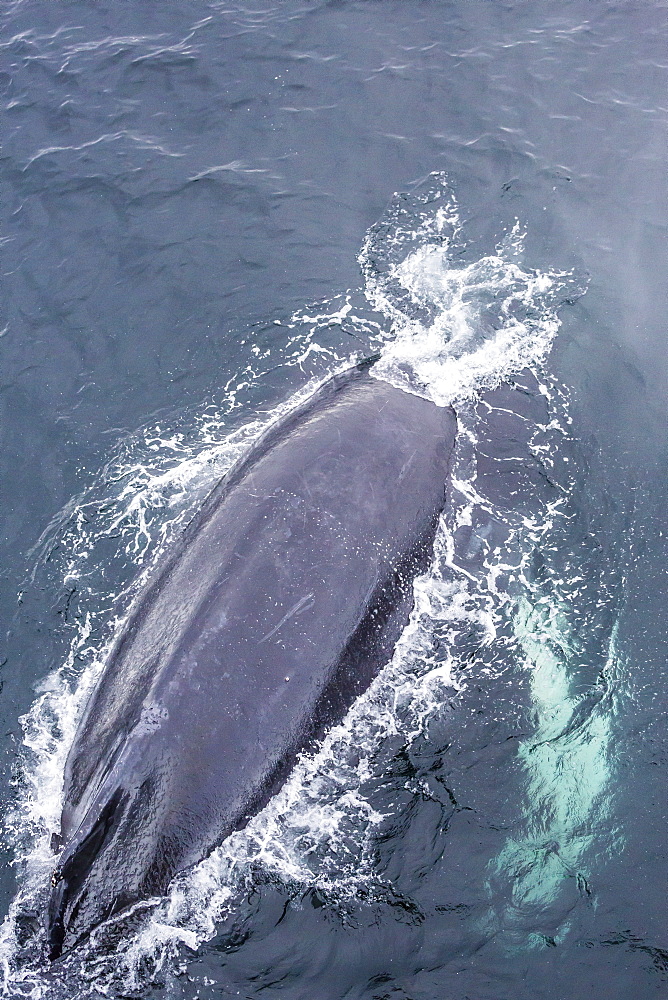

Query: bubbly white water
left=0, top=174, right=590, bottom=996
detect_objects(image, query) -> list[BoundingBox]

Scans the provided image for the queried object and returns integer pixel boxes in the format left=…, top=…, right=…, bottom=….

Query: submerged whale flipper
left=47, top=359, right=457, bottom=958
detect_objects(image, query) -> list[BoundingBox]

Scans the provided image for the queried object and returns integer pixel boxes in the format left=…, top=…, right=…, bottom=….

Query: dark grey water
left=0, top=1, right=666, bottom=997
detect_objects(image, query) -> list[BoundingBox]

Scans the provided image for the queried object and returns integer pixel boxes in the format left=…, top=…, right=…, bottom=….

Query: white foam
left=367, top=232, right=568, bottom=406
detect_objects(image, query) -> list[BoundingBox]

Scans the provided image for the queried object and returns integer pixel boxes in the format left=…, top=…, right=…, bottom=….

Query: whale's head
left=47, top=786, right=137, bottom=959
left=46, top=771, right=181, bottom=960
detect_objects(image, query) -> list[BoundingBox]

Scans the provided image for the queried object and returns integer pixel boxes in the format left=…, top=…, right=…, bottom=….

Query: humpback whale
left=47, top=358, right=457, bottom=959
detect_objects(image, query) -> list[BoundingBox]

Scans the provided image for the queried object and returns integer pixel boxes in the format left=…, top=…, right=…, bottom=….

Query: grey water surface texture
left=0, top=2, right=666, bottom=999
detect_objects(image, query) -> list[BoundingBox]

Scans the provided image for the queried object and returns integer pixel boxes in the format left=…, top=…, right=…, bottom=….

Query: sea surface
left=0, top=2, right=666, bottom=998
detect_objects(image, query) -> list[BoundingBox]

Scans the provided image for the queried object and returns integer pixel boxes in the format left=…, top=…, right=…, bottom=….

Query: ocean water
left=0, top=2, right=666, bottom=998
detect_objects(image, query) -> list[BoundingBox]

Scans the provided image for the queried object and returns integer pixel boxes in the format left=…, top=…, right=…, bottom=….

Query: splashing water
left=360, top=174, right=572, bottom=406
left=0, top=174, right=606, bottom=997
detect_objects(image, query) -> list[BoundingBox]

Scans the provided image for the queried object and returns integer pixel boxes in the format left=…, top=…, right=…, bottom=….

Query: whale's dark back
left=48, top=361, right=457, bottom=958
